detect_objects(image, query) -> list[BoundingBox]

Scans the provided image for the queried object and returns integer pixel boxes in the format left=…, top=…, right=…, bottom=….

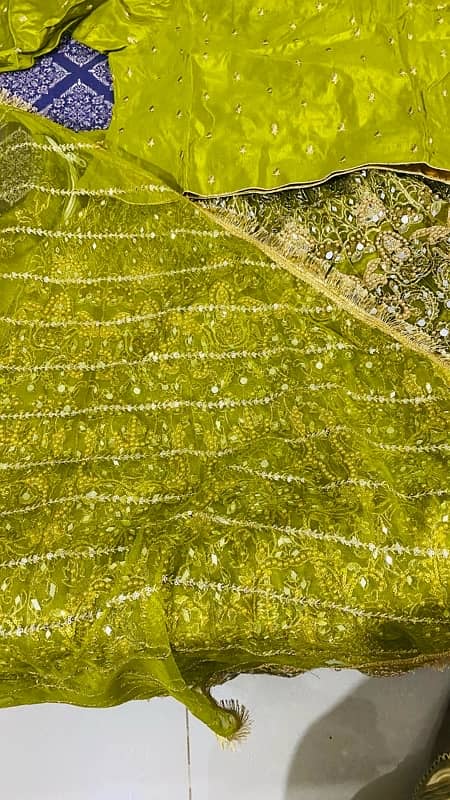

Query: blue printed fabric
left=0, top=37, right=112, bottom=130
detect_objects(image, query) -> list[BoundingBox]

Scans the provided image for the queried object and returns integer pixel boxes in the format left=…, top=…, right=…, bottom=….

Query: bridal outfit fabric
left=0, top=0, right=448, bottom=742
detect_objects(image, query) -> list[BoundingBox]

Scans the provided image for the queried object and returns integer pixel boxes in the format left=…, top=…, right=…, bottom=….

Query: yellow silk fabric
left=1, top=1, right=450, bottom=193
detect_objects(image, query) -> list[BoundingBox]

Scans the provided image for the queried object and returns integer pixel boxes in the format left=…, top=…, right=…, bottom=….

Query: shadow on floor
left=351, top=754, right=420, bottom=800
left=285, top=672, right=449, bottom=800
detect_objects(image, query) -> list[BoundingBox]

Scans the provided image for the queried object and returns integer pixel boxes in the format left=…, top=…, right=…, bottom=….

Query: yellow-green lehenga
left=0, top=1, right=448, bottom=742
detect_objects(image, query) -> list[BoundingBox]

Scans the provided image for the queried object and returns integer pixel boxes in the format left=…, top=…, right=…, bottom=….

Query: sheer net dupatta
left=0, top=99, right=448, bottom=743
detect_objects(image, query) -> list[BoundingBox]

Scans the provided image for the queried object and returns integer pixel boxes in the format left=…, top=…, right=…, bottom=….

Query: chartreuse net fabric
left=0, top=2, right=448, bottom=746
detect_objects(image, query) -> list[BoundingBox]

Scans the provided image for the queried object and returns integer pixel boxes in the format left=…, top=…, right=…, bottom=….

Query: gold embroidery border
left=197, top=199, right=450, bottom=376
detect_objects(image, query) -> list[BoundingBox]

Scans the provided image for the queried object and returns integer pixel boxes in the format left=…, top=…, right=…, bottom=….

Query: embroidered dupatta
left=0, top=100, right=447, bottom=740
left=0, top=1, right=448, bottom=743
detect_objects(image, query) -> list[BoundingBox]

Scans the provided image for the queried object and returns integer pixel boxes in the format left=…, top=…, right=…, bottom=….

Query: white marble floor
left=0, top=668, right=448, bottom=800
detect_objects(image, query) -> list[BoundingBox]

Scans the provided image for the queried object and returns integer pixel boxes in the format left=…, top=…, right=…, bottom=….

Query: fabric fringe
left=216, top=698, right=252, bottom=749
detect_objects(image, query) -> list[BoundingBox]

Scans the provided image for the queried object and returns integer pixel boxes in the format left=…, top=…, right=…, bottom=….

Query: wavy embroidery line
left=0, top=584, right=160, bottom=639
left=283, top=428, right=450, bottom=454
left=1, top=430, right=448, bottom=474
left=0, top=450, right=150, bottom=471
left=0, top=301, right=308, bottom=329
left=319, top=478, right=448, bottom=499
left=227, top=465, right=448, bottom=500
left=164, top=576, right=449, bottom=626
left=0, top=386, right=437, bottom=423
left=0, top=384, right=441, bottom=421
left=0, top=258, right=277, bottom=286
left=301, top=383, right=436, bottom=405
left=0, top=574, right=446, bottom=640
left=0, top=491, right=192, bottom=518
left=2, top=468, right=442, bottom=518
left=178, top=511, right=449, bottom=560
left=0, top=342, right=360, bottom=374
left=3, top=182, right=171, bottom=197
left=0, top=225, right=229, bottom=241
left=0, top=390, right=285, bottom=421
left=0, top=544, right=129, bottom=571
left=3, top=141, right=100, bottom=152
left=371, top=441, right=450, bottom=454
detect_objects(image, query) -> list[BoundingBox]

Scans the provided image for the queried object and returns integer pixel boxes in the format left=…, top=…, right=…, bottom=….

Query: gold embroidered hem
left=199, top=169, right=450, bottom=371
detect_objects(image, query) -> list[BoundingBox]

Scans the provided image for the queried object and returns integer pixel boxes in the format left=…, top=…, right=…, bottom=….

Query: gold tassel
left=215, top=698, right=252, bottom=750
